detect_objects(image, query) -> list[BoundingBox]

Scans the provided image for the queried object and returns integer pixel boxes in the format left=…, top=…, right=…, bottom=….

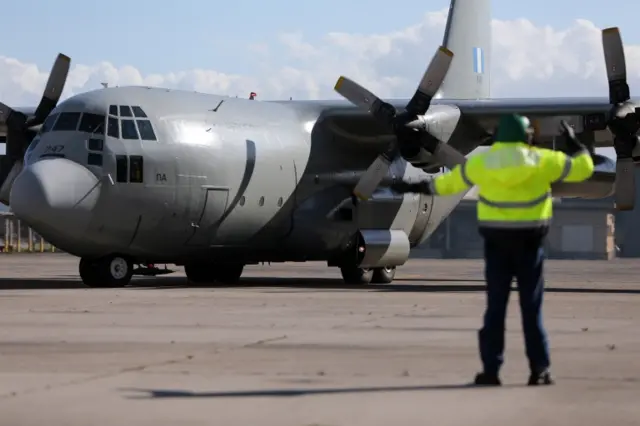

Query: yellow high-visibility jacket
left=429, top=142, right=594, bottom=229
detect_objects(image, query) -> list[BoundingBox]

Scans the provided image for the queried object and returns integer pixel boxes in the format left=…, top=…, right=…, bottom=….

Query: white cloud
left=2, top=9, right=640, bottom=106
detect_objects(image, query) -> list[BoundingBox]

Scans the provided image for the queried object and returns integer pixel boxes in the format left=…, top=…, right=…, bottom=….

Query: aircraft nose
left=10, top=158, right=101, bottom=233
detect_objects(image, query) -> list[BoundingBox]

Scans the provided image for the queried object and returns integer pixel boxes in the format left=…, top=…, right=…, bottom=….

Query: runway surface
left=0, top=254, right=638, bottom=425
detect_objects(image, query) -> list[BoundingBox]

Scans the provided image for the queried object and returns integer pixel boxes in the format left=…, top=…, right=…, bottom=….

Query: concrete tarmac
left=0, top=254, right=638, bottom=425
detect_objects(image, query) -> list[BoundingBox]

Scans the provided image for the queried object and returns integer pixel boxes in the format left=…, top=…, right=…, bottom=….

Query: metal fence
left=0, top=212, right=57, bottom=253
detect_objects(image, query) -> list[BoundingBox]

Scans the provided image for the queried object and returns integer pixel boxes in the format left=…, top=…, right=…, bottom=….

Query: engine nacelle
left=354, top=229, right=411, bottom=269
left=399, top=104, right=462, bottom=171
left=551, top=154, right=616, bottom=199
left=551, top=175, right=614, bottom=199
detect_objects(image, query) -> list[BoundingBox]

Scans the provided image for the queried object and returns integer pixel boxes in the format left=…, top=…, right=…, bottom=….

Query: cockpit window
left=78, top=113, right=105, bottom=135
left=119, top=106, right=133, bottom=117
left=52, top=112, right=81, bottom=131
left=132, top=106, right=147, bottom=118
left=40, top=113, right=59, bottom=134
left=107, top=117, right=119, bottom=138
left=136, top=120, right=157, bottom=141
left=120, top=119, right=139, bottom=140
left=109, top=105, right=118, bottom=116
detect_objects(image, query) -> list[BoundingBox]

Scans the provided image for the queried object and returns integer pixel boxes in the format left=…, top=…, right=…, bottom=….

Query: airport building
left=611, top=169, right=640, bottom=257
left=412, top=186, right=617, bottom=260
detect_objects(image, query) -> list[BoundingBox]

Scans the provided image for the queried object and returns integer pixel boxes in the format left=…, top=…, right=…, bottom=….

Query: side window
left=120, top=119, right=139, bottom=140
left=88, top=138, right=103, bottom=151
left=136, top=120, right=157, bottom=141
left=119, top=105, right=133, bottom=117
left=115, top=155, right=128, bottom=183
left=52, top=112, right=81, bottom=131
left=87, top=153, right=103, bottom=166
left=129, top=155, right=144, bottom=183
left=132, top=106, right=147, bottom=118
left=107, top=117, right=119, bottom=138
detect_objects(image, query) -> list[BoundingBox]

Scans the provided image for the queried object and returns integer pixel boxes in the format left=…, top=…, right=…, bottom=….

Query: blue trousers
left=478, top=230, right=551, bottom=375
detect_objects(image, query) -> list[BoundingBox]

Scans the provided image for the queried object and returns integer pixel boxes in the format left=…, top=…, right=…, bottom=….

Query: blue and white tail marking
left=473, top=47, right=484, bottom=74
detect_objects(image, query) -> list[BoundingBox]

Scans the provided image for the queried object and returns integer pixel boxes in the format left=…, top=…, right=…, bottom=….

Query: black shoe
left=527, top=370, right=554, bottom=386
left=473, top=372, right=502, bottom=386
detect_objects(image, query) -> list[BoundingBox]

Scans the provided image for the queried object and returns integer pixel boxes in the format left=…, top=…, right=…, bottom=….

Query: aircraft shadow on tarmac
left=120, top=382, right=525, bottom=400
left=0, top=276, right=639, bottom=294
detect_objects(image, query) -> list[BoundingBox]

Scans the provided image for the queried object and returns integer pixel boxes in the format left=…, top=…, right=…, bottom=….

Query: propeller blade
left=335, top=45, right=455, bottom=201
left=28, top=53, right=71, bottom=126
left=614, top=157, right=635, bottom=211
left=0, top=102, right=27, bottom=128
left=602, top=28, right=630, bottom=105
left=352, top=150, right=396, bottom=201
left=333, top=76, right=396, bottom=123
left=429, top=142, right=467, bottom=169
left=404, top=46, right=454, bottom=117
left=602, top=28, right=637, bottom=211
left=417, top=132, right=467, bottom=169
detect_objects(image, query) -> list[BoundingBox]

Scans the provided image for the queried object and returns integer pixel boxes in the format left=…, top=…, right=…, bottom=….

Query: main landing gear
left=340, top=265, right=396, bottom=284
left=79, top=255, right=134, bottom=288
left=79, top=255, right=174, bottom=288
left=184, top=262, right=245, bottom=285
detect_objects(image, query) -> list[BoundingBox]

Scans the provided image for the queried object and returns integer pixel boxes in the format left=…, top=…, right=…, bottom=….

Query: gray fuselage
left=9, top=86, right=464, bottom=265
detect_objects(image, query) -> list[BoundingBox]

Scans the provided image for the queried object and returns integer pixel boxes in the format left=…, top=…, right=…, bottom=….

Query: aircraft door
left=185, top=187, right=229, bottom=246
left=269, top=135, right=299, bottom=239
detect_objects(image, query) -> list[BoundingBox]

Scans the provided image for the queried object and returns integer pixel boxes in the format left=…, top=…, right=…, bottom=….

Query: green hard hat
left=494, top=114, right=532, bottom=143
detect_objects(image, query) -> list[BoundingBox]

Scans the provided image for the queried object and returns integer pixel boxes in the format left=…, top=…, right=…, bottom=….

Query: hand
left=390, top=179, right=432, bottom=194
left=559, top=120, right=587, bottom=156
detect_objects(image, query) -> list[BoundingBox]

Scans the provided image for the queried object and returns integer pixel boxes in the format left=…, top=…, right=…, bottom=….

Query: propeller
left=333, top=46, right=464, bottom=201
left=601, top=28, right=640, bottom=211
left=0, top=53, right=70, bottom=204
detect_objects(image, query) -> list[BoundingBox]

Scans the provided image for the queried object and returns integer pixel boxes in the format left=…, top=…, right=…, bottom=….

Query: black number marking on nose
left=44, top=144, right=64, bottom=153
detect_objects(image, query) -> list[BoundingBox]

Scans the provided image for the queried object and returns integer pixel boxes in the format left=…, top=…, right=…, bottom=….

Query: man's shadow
left=121, top=382, right=523, bottom=400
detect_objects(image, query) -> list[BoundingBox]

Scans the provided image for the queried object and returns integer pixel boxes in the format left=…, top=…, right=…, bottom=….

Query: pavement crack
left=244, top=335, right=288, bottom=347
left=0, top=354, right=196, bottom=400
left=0, top=334, right=291, bottom=400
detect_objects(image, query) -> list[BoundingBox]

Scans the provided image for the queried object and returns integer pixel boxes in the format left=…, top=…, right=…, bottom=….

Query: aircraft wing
left=281, top=94, right=623, bottom=204
left=282, top=96, right=622, bottom=148
left=439, top=97, right=619, bottom=148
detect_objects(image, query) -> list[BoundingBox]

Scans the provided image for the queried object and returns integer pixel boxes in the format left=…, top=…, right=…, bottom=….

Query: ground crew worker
left=391, top=114, right=594, bottom=386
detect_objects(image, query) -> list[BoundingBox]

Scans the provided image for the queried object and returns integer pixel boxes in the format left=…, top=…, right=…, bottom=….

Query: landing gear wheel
left=184, top=263, right=217, bottom=284
left=79, top=255, right=133, bottom=288
left=372, top=266, right=396, bottom=284
left=340, top=265, right=374, bottom=284
left=216, top=264, right=244, bottom=284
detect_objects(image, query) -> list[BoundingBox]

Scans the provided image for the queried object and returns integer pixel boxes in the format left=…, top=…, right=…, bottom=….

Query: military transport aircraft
left=0, top=0, right=635, bottom=288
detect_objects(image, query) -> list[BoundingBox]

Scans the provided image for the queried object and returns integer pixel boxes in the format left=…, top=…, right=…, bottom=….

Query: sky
left=2, top=0, right=640, bottom=105
left=1, top=0, right=639, bottom=159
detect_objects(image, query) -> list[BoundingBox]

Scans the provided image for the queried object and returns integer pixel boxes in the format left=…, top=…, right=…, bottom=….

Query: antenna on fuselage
left=101, top=82, right=108, bottom=88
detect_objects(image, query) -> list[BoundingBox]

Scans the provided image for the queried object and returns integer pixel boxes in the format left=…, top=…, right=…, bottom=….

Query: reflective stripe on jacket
left=430, top=142, right=595, bottom=229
